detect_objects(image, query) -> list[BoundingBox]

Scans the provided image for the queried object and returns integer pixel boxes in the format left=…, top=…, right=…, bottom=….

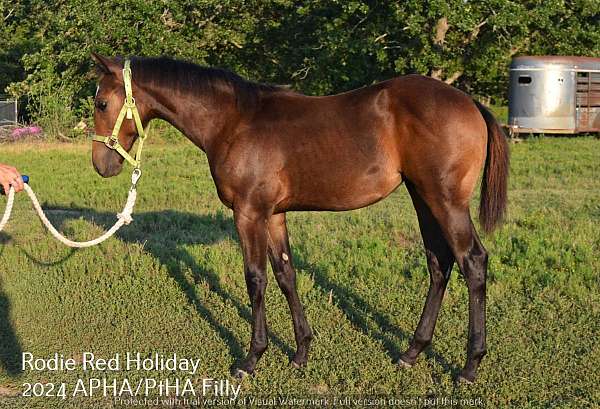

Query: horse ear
left=91, top=53, right=121, bottom=76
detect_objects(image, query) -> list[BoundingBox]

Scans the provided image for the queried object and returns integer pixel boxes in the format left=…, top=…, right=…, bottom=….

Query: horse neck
left=144, top=83, right=238, bottom=154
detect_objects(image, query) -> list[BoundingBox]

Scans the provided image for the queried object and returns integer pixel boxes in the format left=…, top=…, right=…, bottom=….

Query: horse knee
left=253, top=337, right=269, bottom=355
left=271, top=253, right=296, bottom=295
left=274, top=267, right=295, bottom=292
left=276, top=278, right=294, bottom=297
left=245, top=267, right=267, bottom=299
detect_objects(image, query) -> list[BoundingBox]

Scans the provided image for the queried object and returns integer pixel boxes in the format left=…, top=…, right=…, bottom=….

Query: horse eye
left=96, top=100, right=107, bottom=112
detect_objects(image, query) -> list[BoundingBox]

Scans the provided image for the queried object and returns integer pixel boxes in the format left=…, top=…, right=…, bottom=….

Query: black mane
left=130, top=56, right=288, bottom=114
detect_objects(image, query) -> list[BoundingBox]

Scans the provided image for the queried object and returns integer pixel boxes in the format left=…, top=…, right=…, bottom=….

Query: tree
left=2, top=0, right=598, bottom=125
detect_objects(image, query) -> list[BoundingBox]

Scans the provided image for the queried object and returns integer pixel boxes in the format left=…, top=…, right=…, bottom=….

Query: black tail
left=474, top=101, right=510, bottom=234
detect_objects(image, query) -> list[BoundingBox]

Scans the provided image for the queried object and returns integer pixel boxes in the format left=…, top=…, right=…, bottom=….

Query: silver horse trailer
left=508, top=56, right=600, bottom=135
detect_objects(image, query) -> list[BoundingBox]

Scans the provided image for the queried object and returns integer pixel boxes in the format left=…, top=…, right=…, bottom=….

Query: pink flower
left=10, top=126, right=43, bottom=139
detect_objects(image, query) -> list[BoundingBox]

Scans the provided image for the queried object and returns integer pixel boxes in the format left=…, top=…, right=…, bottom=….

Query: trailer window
left=518, top=76, right=532, bottom=85
left=577, top=72, right=600, bottom=108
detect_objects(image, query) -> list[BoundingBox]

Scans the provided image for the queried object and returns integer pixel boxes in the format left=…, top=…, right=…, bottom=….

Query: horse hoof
left=397, top=358, right=412, bottom=368
left=231, top=368, right=249, bottom=379
left=456, top=375, right=474, bottom=385
left=290, top=360, right=305, bottom=369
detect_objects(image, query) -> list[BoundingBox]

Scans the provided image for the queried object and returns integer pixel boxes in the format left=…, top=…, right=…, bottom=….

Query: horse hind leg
left=453, top=224, right=488, bottom=384
left=399, top=182, right=455, bottom=367
left=402, top=182, right=488, bottom=383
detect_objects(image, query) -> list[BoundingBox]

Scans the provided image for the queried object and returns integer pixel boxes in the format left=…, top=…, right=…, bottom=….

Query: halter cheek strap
left=92, top=59, right=147, bottom=169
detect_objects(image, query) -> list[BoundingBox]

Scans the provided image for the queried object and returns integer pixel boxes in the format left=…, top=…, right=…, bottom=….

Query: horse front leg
left=231, top=208, right=270, bottom=378
left=267, top=213, right=313, bottom=367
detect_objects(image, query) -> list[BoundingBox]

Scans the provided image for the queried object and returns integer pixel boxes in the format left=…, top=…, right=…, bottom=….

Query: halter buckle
left=106, top=136, right=119, bottom=149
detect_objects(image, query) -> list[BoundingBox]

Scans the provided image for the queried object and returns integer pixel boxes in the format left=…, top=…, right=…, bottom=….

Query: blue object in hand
left=0, top=175, right=29, bottom=195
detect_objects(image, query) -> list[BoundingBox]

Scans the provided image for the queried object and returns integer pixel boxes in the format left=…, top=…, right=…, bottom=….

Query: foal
left=91, top=54, right=508, bottom=384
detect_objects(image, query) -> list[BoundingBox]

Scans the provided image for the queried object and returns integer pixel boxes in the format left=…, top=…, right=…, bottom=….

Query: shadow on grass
left=29, top=208, right=293, bottom=370
left=0, top=233, right=23, bottom=376
left=292, top=241, right=459, bottom=379
left=26, top=207, right=459, bottom=378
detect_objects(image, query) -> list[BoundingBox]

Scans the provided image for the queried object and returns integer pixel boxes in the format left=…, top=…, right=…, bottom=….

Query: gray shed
left=0, top=97, right=17, bottom=125
left=508, top=56, right=600, bottom=134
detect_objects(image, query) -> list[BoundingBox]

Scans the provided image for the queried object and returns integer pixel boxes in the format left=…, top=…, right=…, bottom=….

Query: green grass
left=0, top=136, right=598, bottom=408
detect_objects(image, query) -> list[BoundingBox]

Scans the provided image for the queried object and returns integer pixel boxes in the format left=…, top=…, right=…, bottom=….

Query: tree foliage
left=1, top=0, right=599, bottom=123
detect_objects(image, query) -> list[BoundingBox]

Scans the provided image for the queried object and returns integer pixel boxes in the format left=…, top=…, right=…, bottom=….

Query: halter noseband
left=92, top=59, right=147, bottom=169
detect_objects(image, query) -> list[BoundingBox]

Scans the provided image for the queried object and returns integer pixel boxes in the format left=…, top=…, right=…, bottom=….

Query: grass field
left=0, top=135, right=598, bottom=408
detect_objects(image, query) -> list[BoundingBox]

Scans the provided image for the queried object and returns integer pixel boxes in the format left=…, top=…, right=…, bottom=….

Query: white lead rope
left=0, top=171, right=140, bottom=248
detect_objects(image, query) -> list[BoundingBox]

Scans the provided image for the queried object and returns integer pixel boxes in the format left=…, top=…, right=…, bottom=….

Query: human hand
left=0, top=164, right=24, bottom=193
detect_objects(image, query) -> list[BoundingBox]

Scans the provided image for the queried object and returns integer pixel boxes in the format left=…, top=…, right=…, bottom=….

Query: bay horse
left=91, top=54, right=509, bottom=384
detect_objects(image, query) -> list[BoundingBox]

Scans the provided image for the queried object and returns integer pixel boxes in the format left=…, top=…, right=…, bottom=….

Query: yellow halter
left=92, top=59, right=147, bottom=169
